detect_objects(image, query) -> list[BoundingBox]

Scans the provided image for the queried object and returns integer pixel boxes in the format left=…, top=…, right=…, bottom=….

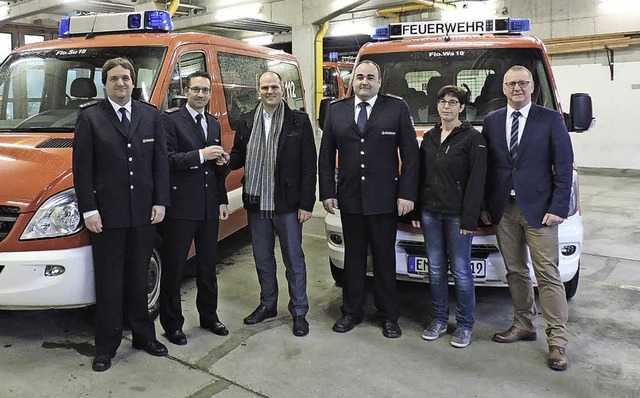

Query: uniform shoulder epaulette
left=79, top=99, right=99, bottom=109
left=164, top=107, right=180, bottom=114
left=139, top=99, right=157, bottom=109
left=330, top=97, right=348, bottom=104
left=383, top=93, right=404, bottom=101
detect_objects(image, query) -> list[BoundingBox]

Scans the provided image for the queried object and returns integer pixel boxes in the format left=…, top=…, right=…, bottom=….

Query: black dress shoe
left=332, top=314, right=363, bottom=333
left=92, top=354, right=112, bottom=372
left=293, top=316, right=309, bottom=337
left=166, top=330, right=187, bottom=346
left=132, top=340, right=168, bottom=357
left=243, top=304, right=277, bottom=325
left=382, top=320, right=402, bottom=338
left=203, top=321, right=229, bottom=336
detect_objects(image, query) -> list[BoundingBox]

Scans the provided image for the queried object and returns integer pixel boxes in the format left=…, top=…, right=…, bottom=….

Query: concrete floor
left=1, top=170, right=639, bottom=398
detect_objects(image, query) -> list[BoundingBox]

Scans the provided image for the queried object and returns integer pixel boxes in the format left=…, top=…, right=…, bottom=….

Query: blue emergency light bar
left=372, top=18, right=530, bottom=40
left=59, top=10, right=174, bottom=38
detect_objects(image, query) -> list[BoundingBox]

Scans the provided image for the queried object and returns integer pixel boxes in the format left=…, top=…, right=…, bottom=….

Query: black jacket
left=318, top=94, right=419, bottom=215
left=72, top=99, right=169, bottom=228
left=228, top=102, right=317, bottom=214
left=162, top=106, right=229, bottom=221
left=416, top=121, right=486, bottom=231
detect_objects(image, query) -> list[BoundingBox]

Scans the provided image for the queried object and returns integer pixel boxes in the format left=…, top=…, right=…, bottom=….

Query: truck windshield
left=362, top=47, right=555, bottom=125
left=0, top=46, right=166, bottom=131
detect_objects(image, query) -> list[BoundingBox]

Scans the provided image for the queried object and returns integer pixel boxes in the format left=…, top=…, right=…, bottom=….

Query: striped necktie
left=510, top=111, right=521, bottom=159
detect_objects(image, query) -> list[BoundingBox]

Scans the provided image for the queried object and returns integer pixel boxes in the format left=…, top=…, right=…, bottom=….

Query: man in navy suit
left=160, top=71, right=230, bottom=346
left=481, top=65, right=574, bottom=371
left=73, top=57, right=170, bottom=372
left=319, top=60, right=419, bottom=338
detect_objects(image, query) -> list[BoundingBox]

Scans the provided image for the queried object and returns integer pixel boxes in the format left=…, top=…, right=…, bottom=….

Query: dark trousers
left=340, top=212, right=398, bottom=321
left=248, top=211, right=309, bottom=317
left=90, top=224, right=156, bottom=356
left=160, top=217, right=221, bottom=332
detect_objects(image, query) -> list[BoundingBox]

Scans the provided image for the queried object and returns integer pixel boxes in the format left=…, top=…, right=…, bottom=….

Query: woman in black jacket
left=412, top=85, right=487, bottom=348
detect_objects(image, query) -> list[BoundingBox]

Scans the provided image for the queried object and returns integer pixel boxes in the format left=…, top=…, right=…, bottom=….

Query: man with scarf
left=229, top=71, right=317, bottom=337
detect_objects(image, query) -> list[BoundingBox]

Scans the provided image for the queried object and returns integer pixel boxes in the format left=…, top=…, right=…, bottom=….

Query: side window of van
left=217, top=52, right=304, bottom=130
left=164, top=51, right=207, bottom=110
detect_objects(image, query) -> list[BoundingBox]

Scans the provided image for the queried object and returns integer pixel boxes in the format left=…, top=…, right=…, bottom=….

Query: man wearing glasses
left=160, top=71, right=230, bottom=346
left=481, top=65, right=574, bottom=371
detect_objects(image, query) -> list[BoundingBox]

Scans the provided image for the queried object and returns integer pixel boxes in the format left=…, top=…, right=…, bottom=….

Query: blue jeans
left=248, top=211, right=309, bottom=317
left=421, top=210, right=475, bottom=330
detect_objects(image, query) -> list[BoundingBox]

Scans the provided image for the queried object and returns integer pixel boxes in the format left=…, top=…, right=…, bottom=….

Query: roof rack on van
left=372, top=17, right=530, bottom=40
left=59, top=10, right=174, bottom=38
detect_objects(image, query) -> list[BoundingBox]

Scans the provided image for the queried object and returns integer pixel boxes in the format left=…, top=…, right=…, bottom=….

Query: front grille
left=0, top=205, right=20, bottom=243
left=35, top=138, right=74, bottom=148
left=397, top=240, right=500, bottom=259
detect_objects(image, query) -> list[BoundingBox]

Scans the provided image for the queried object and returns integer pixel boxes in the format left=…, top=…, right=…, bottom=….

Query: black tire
left=564, top=265, right=579, bottom=300
left=330, top=259, right=344, bottom=287
left=147, top=247, right=162, bottom=319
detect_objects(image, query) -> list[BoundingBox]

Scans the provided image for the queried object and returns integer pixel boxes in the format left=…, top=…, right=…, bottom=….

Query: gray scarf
left=245, top=101, right=285, bottom=218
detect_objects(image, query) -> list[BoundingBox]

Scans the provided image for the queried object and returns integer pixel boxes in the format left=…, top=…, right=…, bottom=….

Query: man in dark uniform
left=160, top=71, right=230, bottom=346
left=319, top=60, right=419, bottom=338
left=229, top=71, right=317, bottom=337
left=72, top=57, right=170, bottom=372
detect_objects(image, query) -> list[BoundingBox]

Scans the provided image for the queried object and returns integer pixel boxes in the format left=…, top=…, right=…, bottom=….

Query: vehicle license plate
left=407, top=256, right=486, bottom=278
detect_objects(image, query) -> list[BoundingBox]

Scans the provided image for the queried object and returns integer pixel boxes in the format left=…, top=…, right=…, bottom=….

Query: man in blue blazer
left=160, top=71, right=230, bottom=346
left=319, top=60, right=419, bottom=338
left=481, top=65, right=574, bottom=371
left=73, top=57, right=170, bottom=372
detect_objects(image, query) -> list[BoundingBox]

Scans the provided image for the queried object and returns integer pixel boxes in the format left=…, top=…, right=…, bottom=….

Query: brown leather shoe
left=492, top=326, right=537, bottom=343
left=548, top=346, right=568, bottom=371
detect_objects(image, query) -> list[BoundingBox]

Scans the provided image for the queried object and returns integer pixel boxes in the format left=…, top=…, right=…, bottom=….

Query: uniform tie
left=119, top=107, right=130, bottom=136
left=195, top=113, right=207, bottom=140
left=357, top=102, right=368, bottom=133
left=510, top=110, right=521, bottom=160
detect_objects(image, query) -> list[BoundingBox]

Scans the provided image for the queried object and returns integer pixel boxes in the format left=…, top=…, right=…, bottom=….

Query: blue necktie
left=357, top=102, right=368, bottom=133
left=510, top=111, right=521, bottom=160
left=119, top=107, right=130, bottom=136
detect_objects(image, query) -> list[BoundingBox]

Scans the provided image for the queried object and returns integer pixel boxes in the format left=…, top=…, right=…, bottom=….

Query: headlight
left=567, top=169, right=580, bottom=217
left=20, top=188, right=83, bottom=240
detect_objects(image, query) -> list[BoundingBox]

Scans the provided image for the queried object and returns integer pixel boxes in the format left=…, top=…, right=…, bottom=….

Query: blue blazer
left=482, top=103, right=574, bottom=228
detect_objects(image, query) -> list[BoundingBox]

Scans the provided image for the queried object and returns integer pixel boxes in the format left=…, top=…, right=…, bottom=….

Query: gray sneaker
left=451, top=328, right=472, bottom=348
left=421, top=321, right=448, bottom=341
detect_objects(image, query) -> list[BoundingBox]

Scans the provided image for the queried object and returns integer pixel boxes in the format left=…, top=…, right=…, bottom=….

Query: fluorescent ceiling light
left=599, top=0, right=640, bottom=13
left=329, top=19, right=376, bottom=37
left=441, top=1, right=497, bottom=21
left=244, top=35, right=274, bottom=46
left=215, top=3, right=262, bottom=22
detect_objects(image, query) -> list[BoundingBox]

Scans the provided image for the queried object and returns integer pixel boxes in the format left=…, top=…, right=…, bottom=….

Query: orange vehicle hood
left=0, top=133, right=73, bottom=211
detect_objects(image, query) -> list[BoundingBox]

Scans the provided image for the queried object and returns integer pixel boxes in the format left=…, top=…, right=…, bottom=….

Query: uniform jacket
left=417, top=121, right=487, bottom=231
left=72, top=99, right=170, bottom=228
left=318, top=94, right=419, bottom=215
left=229, top=102, right=317, bottom=214
left=162, top=106, right=229, bottom=220
left=482, top=103, right=574, bottom=228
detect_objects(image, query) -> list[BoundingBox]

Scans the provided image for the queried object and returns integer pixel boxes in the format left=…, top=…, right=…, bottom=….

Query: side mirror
left=318, top=97, right=333, bottom=129
left=565, top=93, right=594, bottom=132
